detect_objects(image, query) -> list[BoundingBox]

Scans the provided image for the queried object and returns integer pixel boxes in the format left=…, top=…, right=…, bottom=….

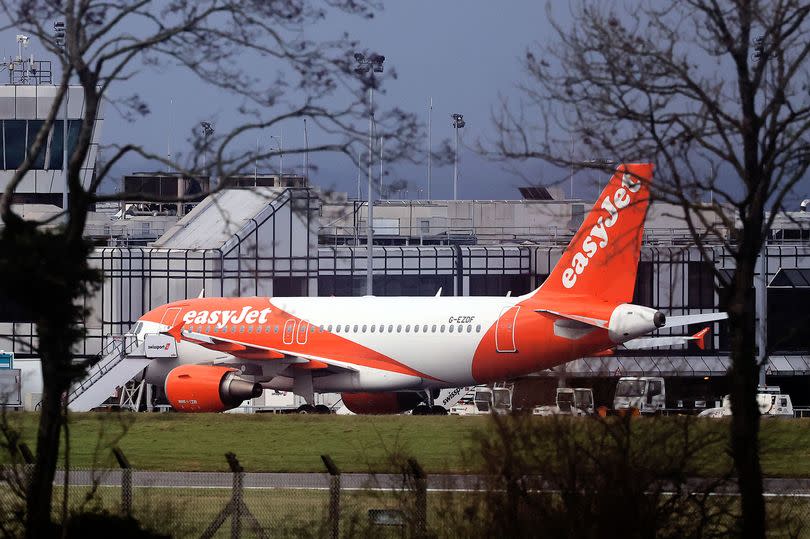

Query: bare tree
left=0, top=1, right=419, bottom=535
left=485, top=1, right=810, bottom=537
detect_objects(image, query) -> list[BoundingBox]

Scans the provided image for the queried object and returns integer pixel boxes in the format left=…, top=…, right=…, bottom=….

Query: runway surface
left=51, top=471, right=810, bottom=495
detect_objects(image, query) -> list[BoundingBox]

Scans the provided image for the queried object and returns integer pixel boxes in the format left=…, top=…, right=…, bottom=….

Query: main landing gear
left=296, top=404, right=332, bottom=414
left=412, top=389, right=447, bottom=415
left=412, top=405, right=447, bottom=415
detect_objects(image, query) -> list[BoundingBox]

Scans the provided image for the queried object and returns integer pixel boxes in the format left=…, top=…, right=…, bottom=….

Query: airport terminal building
left=0, top=76, right=809, bottom=411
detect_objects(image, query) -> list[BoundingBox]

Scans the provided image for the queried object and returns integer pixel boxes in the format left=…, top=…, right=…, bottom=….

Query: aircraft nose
left=654, top=311, right=666, bottom=328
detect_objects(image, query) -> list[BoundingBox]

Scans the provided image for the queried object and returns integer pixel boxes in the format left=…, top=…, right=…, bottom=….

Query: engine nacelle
left=165, top=364, right=262, bottom=413
left=341, top=392, right=423, bottom=415
left=608, top=303, right=666, bottom=343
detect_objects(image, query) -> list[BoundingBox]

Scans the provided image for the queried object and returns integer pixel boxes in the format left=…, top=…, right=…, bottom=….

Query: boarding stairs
left=66, top=335, right=150, bottom=412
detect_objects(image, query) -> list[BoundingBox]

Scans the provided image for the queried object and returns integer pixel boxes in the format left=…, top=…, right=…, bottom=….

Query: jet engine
left=608, top=303, right=666, bottom=343
left=341, top=391, right=423, bottom=415
left=164, top=364, right=262, bottom=412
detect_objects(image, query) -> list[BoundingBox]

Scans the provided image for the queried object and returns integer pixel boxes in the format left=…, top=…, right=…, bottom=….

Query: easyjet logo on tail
left=182, top=306, right=273, bottom=327
left=561, top=173, right=643, bottom=289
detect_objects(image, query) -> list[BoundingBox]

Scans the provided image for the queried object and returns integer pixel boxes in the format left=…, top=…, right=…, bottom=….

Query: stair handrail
left=66, top=335, right=140, bottom=404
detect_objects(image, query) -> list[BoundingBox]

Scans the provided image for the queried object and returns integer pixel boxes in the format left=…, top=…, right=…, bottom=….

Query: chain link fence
left=2, top=453, right=810, bottom=537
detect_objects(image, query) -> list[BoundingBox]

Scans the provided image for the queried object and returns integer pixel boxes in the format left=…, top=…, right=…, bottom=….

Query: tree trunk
left=25, top=354, right=67, bottom=538
left=727, top=234, right=766, bottom=538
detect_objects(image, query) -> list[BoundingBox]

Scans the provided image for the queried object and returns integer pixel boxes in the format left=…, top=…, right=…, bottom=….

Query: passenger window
left=458, top=325, right=463, bottom=333
left=371, top=325, right=376, bottom=333
left=310, top=326, right=316, bottom=333
left=248, top=326, right=254, bottom=333
left=353, top=324, right=359, bottom=332
left=274, top=326, right=279, bottom=333
left=362, top=325, right=367, bottom=333
left=432, top=325, right=437, bottom=332
left=440, top=325, right=446, bottom=332
left=336, top=325, right=342, bottom=333
left=397, top=324, right=402, bottom=333
left=405, top=325, right=411, bottom=332
left=476, top=324, right=481, bottom=332
left=388, top=324, right=394, bottom=332
left=449, top=325, right=454, bottom=333
left=255, top=326, right=262, bottom=334
left=467, top=325, right=472, bottom=333
left=414, top=325, right=419, bottom=333
left=328, top=324, right=333, bottom=332
left=231, top=326, right=237, bottom=333
left=423, top=325, right=428, bottom=332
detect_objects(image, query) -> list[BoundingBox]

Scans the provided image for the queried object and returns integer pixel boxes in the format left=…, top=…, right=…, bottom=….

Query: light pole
left=201, top=121, right=214, bottom=173
left=451, top=113, right=465, bottom=201
left=355, top=52, right=384, bottom=295
left=427, top=97, right=432, bottom=200
left=54, top=22, right=67, bottom=212
left=270, top=134, right=283, bottom=180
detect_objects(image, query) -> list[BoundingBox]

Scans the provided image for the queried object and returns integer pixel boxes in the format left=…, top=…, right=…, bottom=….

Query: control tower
left=0, top=34, right=103, bottom=208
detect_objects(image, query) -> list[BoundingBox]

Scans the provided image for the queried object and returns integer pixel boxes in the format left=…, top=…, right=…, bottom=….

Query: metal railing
left=64, top=334, right=140, bottom=405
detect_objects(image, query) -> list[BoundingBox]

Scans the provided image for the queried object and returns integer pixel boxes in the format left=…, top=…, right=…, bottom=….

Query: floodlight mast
left=201, top=121, right=214, bottom=172
left=355, top=52, right=385, bottom=295
left=451, top=113, right=465, bottom=201
left=54, top=22, right=68, bottom=213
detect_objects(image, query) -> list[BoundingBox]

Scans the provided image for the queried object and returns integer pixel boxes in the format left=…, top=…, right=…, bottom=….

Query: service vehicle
left=613, top=376, right=666, bottom=414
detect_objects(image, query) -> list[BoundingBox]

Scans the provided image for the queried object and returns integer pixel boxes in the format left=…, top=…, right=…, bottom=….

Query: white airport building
left=0, top=63, right=808, bottom=412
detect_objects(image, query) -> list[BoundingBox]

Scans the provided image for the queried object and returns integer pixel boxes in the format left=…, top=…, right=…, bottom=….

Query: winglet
left=692, top=327, right=710, bottom=350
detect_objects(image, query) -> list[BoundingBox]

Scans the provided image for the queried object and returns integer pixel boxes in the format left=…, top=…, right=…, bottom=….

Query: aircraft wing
left=175, top=327, right=358, bottom=373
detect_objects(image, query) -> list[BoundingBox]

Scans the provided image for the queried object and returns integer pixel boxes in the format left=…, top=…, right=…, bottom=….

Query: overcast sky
left=3, top=2, right=587, bottom=201
left=9, top=2, right=804, bottom=205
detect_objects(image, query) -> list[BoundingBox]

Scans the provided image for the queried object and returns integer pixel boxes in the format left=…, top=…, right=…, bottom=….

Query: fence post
left=112, top=447, right=132, bottom=516
left=408, top=458, right=427, bottom=537
left=17, top=442, right=34, bottom=495
left=321, top=455, right=341, bottom=539
left=226, top=452, right=243, bottom=539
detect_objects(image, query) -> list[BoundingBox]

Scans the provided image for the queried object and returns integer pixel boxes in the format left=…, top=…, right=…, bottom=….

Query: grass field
left=3, top=413, right=810, bottom=476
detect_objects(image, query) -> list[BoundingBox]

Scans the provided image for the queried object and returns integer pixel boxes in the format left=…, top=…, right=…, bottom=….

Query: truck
left=533, top=387, right=595, bottom=416
left=613, top=376, right=666, bottom=415
left=466, top=383, right=513, bottom=415
left=698, top=386, right=794, bottom=418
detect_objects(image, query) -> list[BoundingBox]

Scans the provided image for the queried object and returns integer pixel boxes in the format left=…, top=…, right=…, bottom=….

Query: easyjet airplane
left=132, top=163, right=726, bottom=414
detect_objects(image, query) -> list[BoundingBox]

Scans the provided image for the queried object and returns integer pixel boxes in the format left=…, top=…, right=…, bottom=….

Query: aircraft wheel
left=297, top=404, right=315, bottom=414
left=412, top=405, right=430, bottom=416
left=314, top=404, right=331, bottom=415
left=429, top=406, right=447, bottom=416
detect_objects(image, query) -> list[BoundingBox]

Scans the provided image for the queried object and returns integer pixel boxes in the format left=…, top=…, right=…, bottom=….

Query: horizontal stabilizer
left=664, top=312, right=728, bottom=329
left=534, top=309, right=608, bottom=329
left=622, top=327, right=710, bottom=350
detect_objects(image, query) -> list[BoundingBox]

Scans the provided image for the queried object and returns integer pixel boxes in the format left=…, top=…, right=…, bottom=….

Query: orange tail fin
left=534, top=163, right=654, bottom=304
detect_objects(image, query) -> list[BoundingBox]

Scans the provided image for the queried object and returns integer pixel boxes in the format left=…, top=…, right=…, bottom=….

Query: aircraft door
left=160, top=307, right=182, bottom=328
left=297, top=321, right=309, bottom=344
left=283, top=319, right=296, bottom=345
left=495, top=306, right=520, bottom=353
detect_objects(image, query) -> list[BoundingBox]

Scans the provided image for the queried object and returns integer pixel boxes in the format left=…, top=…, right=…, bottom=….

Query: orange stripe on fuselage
left=140, top=298, right=441, bottom=382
